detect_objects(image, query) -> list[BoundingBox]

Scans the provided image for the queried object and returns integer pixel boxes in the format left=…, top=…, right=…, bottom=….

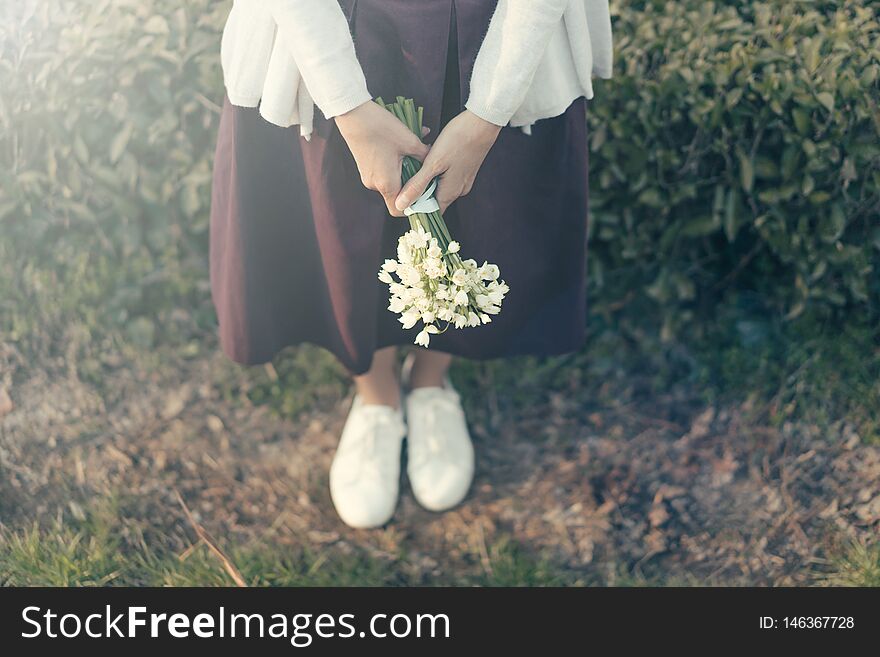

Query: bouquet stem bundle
left=375, top=97, right=454, bottom=255
left=374, top=97, right=508, bottom=347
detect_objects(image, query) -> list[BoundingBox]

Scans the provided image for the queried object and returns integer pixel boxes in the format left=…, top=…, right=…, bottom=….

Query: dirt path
left=1, top=342, right=877, bottom=585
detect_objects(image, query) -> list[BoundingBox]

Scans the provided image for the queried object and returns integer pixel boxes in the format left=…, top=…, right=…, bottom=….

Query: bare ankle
left=405, top=351, right=452, bottom=390
left=356, top=385, right=400, bottom=409
left=407, top=368, right=446, bottom=389
left=352, top=347, right=401, bottom=409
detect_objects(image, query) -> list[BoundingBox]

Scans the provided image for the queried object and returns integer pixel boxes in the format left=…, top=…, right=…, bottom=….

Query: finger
left=376, top=183, right=404, bottom=217
left=375, top=176, right=403, bottom=212
left=395, top=157, right=440, bottom=212
left=421, top=126, right=431, bottom=138
left=437, top=192, right=454, bottom=215
left=401, top=131, right=430, bottom=162
left=433, top=176, right=461, bottom=216
left=375, top=177, right=405, bottom=217
left=382, top=192, right=406, bottom=218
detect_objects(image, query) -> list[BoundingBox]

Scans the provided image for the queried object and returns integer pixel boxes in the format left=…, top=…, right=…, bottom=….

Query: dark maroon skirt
left=210, top=0, right=589, bottom=375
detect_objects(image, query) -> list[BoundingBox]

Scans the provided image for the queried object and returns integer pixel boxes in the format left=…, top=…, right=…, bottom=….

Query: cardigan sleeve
left=465, top=0, right=570, bottom=127
left=264, top=0, right=372, bottom=119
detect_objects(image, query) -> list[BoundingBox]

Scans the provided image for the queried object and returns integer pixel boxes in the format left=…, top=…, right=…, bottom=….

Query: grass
left=819, top=542, right=880, bottom=588
left=2, top=499, right=875, bottom=587
left=2, top=286, right=877, bottom=587
left=691, top=309, right=880, bottom=444
left=3, top=297, right=878, bottom=589
left=0, top=499, right=582, bottom=587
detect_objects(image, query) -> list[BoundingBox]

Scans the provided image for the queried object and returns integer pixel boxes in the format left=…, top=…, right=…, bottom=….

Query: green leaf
left=724, top=188, right=740, bottom=242
left=816, top=92, right=835, bottom=112
left=801, top=175, right=815, bottom=196
left=73, top=135, right=90, bottom=164
left=738, top=151, right=754, bottom=193
left=0, top=200, right=19, bottom=222
left=803, top=37, right=821, bottom=74
left=109, top=123, right=133, bottom=164
left=681, top=214, right=720, bottom=237
left=726, top=88, right=743, bottom=109
left=180, top=185, right=201, bottom=218
left=792, top=108, right=811, bottom=135
left=637, top=188, right=663, bottom=208
left=143, top=16, right=170, bottom=35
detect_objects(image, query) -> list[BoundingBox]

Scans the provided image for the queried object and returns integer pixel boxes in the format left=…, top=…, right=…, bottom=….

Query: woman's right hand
left=335, top=100, right=430, bottom=217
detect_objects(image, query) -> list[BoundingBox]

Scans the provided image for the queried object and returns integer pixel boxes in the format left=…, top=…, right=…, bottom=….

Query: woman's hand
left=335, top=100, right=430, bottom=217
left=395, top=110, right=502, bottom=215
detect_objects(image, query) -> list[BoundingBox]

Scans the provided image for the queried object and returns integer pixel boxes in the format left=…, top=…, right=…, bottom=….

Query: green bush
left=1, top=0, right=877, bottom=353
left=0, top=0, right=226, bottom=347
left=588, top=0, right=880, bottom=338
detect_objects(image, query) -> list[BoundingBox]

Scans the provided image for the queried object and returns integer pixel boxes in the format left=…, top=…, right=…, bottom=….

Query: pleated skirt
left=210, top=0, right=589, bottom=375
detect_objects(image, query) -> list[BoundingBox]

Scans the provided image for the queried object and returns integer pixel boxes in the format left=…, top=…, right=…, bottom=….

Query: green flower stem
left=378, top=96, right=457, bottom=254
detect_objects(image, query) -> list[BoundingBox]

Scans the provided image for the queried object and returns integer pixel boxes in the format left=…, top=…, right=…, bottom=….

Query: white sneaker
left=404, top=378, right=475, bottom=512
left=329, top=395, right=406, bottom=528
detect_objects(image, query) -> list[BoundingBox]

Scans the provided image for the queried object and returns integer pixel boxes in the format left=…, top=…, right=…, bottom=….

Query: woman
left=210, top=0, right=612, bottom=528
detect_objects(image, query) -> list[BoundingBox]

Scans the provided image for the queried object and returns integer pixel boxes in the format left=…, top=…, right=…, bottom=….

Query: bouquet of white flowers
left=375, top=97, right=509, bottom=348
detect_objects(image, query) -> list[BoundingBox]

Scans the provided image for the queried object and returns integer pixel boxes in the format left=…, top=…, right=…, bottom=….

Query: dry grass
left=1, top=327, right=877, bottom=586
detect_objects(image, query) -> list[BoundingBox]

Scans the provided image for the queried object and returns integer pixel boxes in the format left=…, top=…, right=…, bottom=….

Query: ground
left=1, top=328, right=877, bottom=586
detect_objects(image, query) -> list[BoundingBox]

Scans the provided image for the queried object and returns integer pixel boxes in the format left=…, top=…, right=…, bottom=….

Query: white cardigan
left=221, top=0, right=613, bottom=138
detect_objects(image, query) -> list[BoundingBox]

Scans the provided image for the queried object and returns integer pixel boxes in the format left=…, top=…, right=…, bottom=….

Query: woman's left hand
left=395, top=110, right=502, bottom=215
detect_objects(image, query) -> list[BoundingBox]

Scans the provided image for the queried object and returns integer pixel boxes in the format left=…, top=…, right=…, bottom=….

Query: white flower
left=414, top=323, right=439, bottom=347
left=479, top=262, right=500, bottom=281
left=399, top=309, right=420, bottom=329
left=407, top=229, right=429, bottom=249
left=401, top=265, right=422, bottom=286
left=388, top=296, right=407, bottom=313
left=378, top=221, right=506, bottom=338
left=424, top=260, right=445, bottom=279
left=402, top=286, right=422, bottom=302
